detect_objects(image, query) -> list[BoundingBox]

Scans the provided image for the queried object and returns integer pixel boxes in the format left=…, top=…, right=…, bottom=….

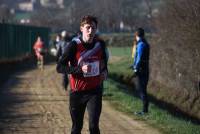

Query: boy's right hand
left=81, top=64, right=91, bottom=73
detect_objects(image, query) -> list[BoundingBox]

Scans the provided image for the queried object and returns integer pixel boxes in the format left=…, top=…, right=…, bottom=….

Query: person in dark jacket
left=57, top=15, right=108, bottom=134
left=56, top=31, right=70, bottom=90
left=131, top=28, right=150, bottom=115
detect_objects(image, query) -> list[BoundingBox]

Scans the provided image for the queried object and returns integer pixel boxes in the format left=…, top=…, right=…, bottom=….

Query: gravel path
left=0, top=64, right=161, bottom=134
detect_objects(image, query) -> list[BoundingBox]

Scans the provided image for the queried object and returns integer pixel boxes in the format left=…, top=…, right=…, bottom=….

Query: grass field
left=103, top=47, right=200, bottom=134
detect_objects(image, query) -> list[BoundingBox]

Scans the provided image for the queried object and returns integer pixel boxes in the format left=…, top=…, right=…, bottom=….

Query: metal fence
left=0, top=23, right=50, bottom=60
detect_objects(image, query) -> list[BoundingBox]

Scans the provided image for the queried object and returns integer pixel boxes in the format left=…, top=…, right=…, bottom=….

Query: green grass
left=103, top=46, right=200, bottom=134
left=108, top=46, right=132, bottom=57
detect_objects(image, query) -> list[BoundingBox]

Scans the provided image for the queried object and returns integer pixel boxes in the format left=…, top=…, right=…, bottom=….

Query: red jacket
left=33, top=38, right=45, bottom=58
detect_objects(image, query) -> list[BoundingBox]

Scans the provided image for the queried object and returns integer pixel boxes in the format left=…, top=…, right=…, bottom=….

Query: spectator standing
left=131, top=28, right=150, bottom=115
left=131, top=33, right=137, bottom=59
left=55, top=33, right=61, bottom=50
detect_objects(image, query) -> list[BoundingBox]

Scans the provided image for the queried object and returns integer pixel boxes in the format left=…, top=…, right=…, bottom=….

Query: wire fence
left=0, top=23, right=50, bottom=61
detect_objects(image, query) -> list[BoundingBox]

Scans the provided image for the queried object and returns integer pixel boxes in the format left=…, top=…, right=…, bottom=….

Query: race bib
left=83, top=61, right=100, bottom=77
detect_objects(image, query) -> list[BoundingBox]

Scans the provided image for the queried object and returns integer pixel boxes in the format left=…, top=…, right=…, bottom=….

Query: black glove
left=132, top=69, right=138, bottom=77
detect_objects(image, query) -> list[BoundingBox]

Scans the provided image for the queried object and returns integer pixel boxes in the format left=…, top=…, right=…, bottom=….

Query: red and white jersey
left=69, top=38, right=104, bottom=92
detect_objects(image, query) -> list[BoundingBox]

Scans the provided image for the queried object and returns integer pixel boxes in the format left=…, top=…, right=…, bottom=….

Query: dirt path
left=0, top=64, right=161, bottom=134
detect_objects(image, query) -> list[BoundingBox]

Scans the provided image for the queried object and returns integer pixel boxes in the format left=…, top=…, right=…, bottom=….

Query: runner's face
left=80, top=22, right=97, bottom=43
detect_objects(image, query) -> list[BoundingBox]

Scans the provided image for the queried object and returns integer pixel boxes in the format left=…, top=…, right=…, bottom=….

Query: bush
left=151, top=0, right=200, bottom=91
left=148, top=0, right=200, bottom=119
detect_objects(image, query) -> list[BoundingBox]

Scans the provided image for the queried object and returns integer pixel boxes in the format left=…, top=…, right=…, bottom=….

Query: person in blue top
left=131, top=28, right=150, bottom=115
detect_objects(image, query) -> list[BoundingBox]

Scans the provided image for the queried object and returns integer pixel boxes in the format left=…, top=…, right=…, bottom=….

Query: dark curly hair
left=80, top=15, right=98, bottom=27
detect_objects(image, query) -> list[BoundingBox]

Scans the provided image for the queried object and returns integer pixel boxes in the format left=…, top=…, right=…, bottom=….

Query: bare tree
left=28, top=0, right=161, bottom=32
left=143, top=0, right=153, bottom=18
left=30, top=7, right=69, bottom=31
left=0, top=4, right=13, bottom=23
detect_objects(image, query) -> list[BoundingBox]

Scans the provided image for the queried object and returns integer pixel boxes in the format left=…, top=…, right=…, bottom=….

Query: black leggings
left=69, top=88, right=102, bottom=134
left=62, top=74, right=68, bottom=89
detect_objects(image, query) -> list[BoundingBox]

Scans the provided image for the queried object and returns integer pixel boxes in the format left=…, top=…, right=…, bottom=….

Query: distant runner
left=33, top=36, right=45, bottom=70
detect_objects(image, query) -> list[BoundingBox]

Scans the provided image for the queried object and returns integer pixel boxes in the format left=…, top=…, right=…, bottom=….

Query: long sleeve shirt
left=57, top=37, right=108, bottom=75
left=133, top=39, right=149, bottom=73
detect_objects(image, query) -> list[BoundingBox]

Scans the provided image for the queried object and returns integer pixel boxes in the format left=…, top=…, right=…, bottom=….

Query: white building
left=18, top=2, right=34, bottom=12
left=40, top=0, right=64, bottom=8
